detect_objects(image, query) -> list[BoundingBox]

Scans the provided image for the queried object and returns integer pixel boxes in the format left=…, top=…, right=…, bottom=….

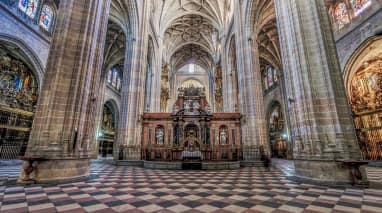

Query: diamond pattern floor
left=1, top=162, right=382, bottom=213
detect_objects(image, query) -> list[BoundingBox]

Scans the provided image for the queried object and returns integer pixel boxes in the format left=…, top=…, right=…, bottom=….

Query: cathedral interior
left=0, top=0, right=382, bottom=212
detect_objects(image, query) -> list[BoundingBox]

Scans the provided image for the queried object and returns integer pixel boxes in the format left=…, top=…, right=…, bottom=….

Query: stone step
left=240, top=161, right=264, bottom=167
left=366, top=166, right=382, bottom=188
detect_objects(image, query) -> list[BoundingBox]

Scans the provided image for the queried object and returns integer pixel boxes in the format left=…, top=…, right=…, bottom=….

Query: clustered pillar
left=274, top=0, right=362, bottom=182
left=19, top=0, right=111, bottom=183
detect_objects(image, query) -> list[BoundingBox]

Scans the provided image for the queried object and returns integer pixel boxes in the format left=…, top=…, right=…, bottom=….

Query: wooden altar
left=142, top=86, right=242, bottom=161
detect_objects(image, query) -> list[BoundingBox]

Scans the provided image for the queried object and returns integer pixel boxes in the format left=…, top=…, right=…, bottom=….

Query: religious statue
left=184, top=100, right=191, bottom=112
left=215, top=88, right=223, bottom=111
left=102, top=106, right=114, bottom=131
left=156, top=128, right=164, bottom=145
left=205, top=104, right=211, bottom=114
left=220, top=129, right=228, bottom=145
left=173, top=105, right=179, bottom=114
left=160, top=87, right=169, bottom=112
left=193, top=100, right=200, bottom=110
left=160, top=64, right=169, bottom=112
left=215, top=65, right=223, bottom=112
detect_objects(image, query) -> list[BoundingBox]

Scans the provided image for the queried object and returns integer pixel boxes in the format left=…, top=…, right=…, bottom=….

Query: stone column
left=114, top=2, right=148, bottom=161
left=234, top=6, right=269, bottom=160
left=274, top=0, right=362, bottom=182
left=152, top=37, right=164, bottom=112
left=114, top=36, right=144, bottom=161
left=19, top=0, right=111, bottom=183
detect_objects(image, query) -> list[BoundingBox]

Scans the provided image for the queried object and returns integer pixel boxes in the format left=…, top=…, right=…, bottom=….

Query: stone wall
left=0, top=3, right=52, bottom=82
left=335, top=6, right=382, bottom=70
left=104, top=86, right=121, bottom=111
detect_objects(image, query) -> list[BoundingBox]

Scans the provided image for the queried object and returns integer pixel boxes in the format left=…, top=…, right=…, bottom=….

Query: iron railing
left=0, top=106, right=33, bottom=159
left=354, top=110, right=382, bottom=160
left=142, top=146, right=262, bottom=162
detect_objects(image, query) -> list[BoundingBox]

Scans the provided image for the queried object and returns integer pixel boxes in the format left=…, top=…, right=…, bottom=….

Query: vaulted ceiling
left=151, top=0, right=234, bottom=74
left=253, top=0, right=282, bottom=70
left=104, top=21, right=126, bottom=70
left=103, top=0, right=281, bottom=75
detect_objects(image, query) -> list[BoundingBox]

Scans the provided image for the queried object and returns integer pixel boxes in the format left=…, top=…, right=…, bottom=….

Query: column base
left=115, top=146, right=142, bottom=160
left=293, top=159, right=365, bottom=185
left=18, top=159, right=89, bottom=184
left=242, top=146, right=262, bottom=160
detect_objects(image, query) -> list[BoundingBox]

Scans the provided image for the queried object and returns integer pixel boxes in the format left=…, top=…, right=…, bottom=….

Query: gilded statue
left=215, top=88, right=223, bottom=111
left=160, top=64, right=169, bottom=112
left=215, top=65, right=223, bottom=111
left=102, top=106, right=114, bottom=131
left=350, top=69, right=382, bottom=113
left=160, top=87, right=169, bottom=111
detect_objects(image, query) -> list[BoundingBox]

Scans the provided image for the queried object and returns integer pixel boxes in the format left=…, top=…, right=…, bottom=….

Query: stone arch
left=343, top=36, right=382, bottom=95
left=178, top=78, right=205, bottom=89
left=0, top=35, right=43, bottom=159
left=227, top=35, right=240, bottom=112
left=245, top=0, right=281, bottom=69
left=102, top=19, right=126, bottom=82
left=144, top=36, right=155, bottom=111
left=109, top=0, right=139, bottom=39
left=98, top=99, right=119, bottom=158
left=104, top=99, right=120, bottom=128
left=0, top=33, right=45, bottom=88
left=342, top=36, right=382, bottom=160
left=160, top=11, right=221, bottom=36
left=266, top=101, right=287, bottom=158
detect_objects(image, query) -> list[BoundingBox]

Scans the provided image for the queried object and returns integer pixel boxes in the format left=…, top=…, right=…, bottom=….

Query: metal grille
left=0, top=107, right=33, bottom=159
left=142, top=147, right=245, bottom=162
left=354, top=110, right=382, bottom=160
left=0, top=129, right=29, bottom=159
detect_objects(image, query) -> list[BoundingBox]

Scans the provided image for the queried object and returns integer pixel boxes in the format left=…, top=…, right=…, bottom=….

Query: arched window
left=334, top=2, right=350, bottom=29
left=107, top=66, right=122, bottom=91
left=107, top=69, right=113, bottom=84
left=262, top=65, right=279, bottom=91
left=18, top=0, right=40, bottom=19
left=351, top=0, right=371, bottom=16
left=39, top=5, right=54, bottom=31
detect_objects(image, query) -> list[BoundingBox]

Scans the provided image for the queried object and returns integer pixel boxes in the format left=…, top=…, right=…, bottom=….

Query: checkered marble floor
left=1, top=163, right=382, bottom=213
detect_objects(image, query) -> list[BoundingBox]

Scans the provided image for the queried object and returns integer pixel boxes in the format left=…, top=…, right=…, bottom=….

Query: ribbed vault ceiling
left=253, top=0, right=281, bottom=69
left=104, top=0, right=282, bottom=76
left=104, top=21, right=126, bottom=70
left=151, top=0, right=234, bottom=74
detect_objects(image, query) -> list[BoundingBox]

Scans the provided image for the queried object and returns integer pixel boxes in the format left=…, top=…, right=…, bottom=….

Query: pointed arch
left=0, top=33, right=44, bottom=87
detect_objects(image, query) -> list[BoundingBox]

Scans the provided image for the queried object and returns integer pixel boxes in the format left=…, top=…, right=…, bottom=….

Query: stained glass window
left=351, top=0, right=371, bottom=16
left=112, top=70, right=118, bottom=87
left=263, top=76, right=268, bottom=90
left=39, top=5, right=54, bottom=31
left=107, top=70, right=113, bottom=83
left=107, top=66, right=122, bottom=91
left=273, top=67, right=278, bottom=83
left=334, top=2, right=350, bottom=29
left=116, top=77, right=121, bottom=91
left=267, top=70, right=274, bottom=86
left=263, top=66, right=279, bottom=91
left=18, top=0, right=40, bottom=19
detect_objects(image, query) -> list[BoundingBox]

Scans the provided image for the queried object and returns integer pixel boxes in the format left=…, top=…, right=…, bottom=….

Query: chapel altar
left=141, top=85, right=242, bottom=161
